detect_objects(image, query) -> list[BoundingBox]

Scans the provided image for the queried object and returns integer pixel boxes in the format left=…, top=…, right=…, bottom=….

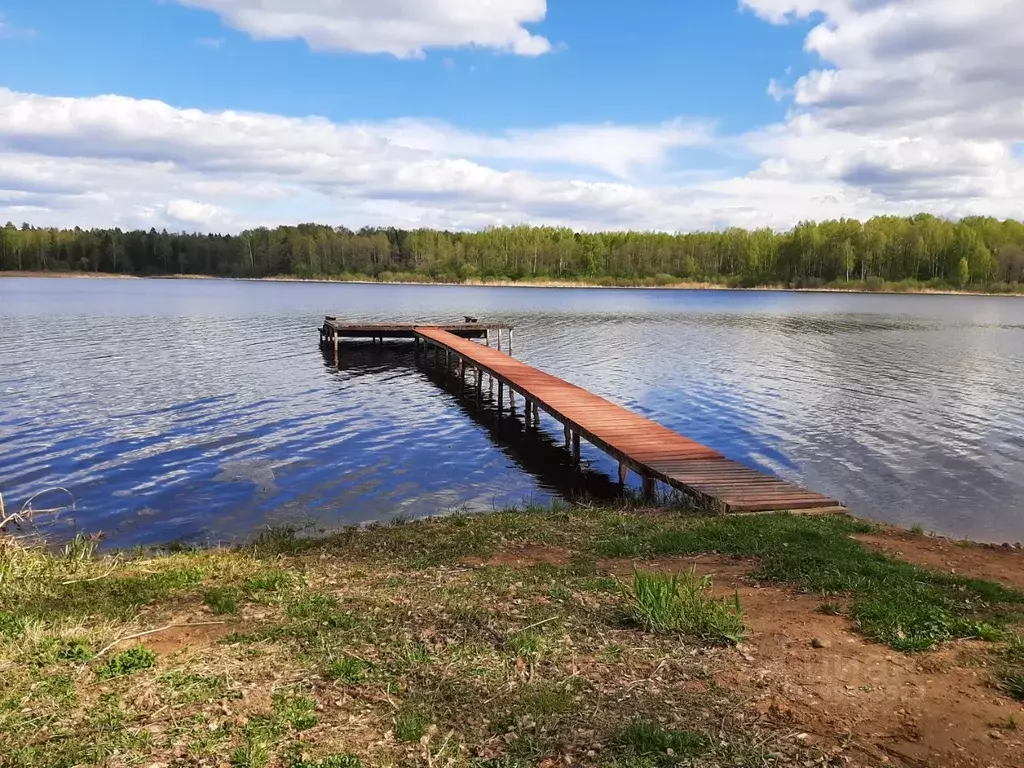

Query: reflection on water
left=1, top=277, right=1023, bottom=546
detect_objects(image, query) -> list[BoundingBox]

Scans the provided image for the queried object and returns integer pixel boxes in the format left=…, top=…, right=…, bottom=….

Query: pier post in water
left=572, top=432, right=581, bottom=464
left=618, top=462, right=628, bottom=485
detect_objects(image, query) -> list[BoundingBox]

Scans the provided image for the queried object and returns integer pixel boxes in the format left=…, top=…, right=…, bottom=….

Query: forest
left=3, top=215, right=1024, bottom=292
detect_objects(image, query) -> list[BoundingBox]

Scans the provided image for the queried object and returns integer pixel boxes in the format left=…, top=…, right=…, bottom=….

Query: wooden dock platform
left=319, top=318, right=844, bottom=514
left=413, top=328, right=845, bottom=515
left=320, top=317, right=513, bottom=357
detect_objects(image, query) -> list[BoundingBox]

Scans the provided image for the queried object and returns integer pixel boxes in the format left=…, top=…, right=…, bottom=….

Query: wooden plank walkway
left=415, top=327, right=844, bottom=514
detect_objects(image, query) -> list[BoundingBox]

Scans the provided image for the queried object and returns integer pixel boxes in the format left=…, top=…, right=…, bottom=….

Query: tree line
left=3, top=215, right=1024, bottom=291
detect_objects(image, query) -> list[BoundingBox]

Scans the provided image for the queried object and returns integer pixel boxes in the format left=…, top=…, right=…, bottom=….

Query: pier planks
left=414, top=327, right=844, bottom=515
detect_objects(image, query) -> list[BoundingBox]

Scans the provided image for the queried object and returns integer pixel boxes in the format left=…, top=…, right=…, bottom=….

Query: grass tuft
left=273, top=692, right=318, bottom=731
left=613, top=718, right=710, bottom=764
left=324, top=655, right=369, bottom=684
left=96, top=645, right=157, bottom=679
left=394, top=707, right=430, bottom=742
left=204, top=587, right=241, bottom=615
left=291, top=757, right=362, bottom=768
left=620, top=567, right=743, bottom=645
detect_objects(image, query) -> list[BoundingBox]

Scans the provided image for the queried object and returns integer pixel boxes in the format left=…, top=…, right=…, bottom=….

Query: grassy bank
left=2, top=506, right=1023, bottom=767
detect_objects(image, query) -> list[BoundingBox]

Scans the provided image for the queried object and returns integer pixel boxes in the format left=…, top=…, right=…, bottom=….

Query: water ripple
left=2, top=278, right=1024, bottom=545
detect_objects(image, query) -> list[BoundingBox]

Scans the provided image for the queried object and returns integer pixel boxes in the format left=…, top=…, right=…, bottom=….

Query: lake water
left=1, top=277, right=1023, bottom=546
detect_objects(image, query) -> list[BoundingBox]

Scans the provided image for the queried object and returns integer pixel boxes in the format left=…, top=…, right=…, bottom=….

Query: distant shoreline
left=3, top=269, right=1022, bottom=298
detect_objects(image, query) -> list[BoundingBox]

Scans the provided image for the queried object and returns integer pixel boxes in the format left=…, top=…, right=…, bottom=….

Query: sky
left=0, top=0, right=1022, bottom=234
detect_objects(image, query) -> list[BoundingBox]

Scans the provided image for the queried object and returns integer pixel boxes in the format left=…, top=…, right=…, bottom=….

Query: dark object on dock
left=318, top=319, right=845, bottom=516
left=464, top=316, right=479, bottom=323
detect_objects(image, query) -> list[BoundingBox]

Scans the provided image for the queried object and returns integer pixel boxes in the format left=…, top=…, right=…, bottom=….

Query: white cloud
left=175, top=0, right=552, bottom=57
left=165, top=199, right=229, bottom=226
left=0, top=88, right=730, bottom=232
left=194, top=37, right=226, bottom=48
left=738, top=0, right=1024, bottom=207
left=6, top=0, right=1024, bottom=238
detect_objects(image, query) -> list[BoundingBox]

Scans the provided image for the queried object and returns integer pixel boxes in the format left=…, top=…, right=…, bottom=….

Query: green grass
left=273, top=692, right=318, bottom=731
left=620, top=567, right=744, bottom=645
left=505, top=629, right=546, bottom=657
left=244, top=571, right=291, bottom=593
left=291, top=757, right=363, bottom=768
left=204, top=587, right=241, bottom=615
left=394, top=707, right=430, bottom=742
left=160, top=670, right=231, bottom=702
left=324, top=655, right=369, bottom=684
left=613, top=718, right=710, bottom=765
left=95, top=645, right=157, bottom=679
left=998, top=635, right=1024, bottom=701
left=596, top=513, right=1024, bottom=651
left=4, top=502, right=1023, bottom=767
left=286, top=594, right=358, bottom=630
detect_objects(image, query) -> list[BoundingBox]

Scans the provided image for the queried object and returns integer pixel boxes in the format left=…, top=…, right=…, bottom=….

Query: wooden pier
left=321, top=319, right=845, bottom=515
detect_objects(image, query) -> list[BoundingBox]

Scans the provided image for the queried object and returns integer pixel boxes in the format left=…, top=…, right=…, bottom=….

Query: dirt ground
left=469, top=535, right=1024, bottom=768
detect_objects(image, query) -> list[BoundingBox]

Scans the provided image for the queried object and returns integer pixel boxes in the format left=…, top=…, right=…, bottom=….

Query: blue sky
left=0, top=1, right=1021, bottom=233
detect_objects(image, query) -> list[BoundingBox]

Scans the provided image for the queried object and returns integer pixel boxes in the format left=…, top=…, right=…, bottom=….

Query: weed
left=286, top=594, right=357, bottom=630
left=204, top=587, right=240, bottom=615
left=56, top=639, right=94, bottom=662
left=548, top=583, right=573, bottom=602
left=324, top=656, right=369, bottom=684
left=506, top=629, right=545, bottom=657
left=291, top=757, right=362, bottom=768
left=233, top=736, right=272, bottom=768
left=95, top=645, right=157, bottom=679
left=160, top=671, right=230, bottom=702
left=910, top=524, right=925, bottom=535
left=818, top=601, right=844, bottom=616
left=400, top=641, right=433, bottom=665
left=620, top=568, right=744, bottom=645
left=1002, top=671, right=1024, bottom=701
left=60, top=533, right=99, bottom=565
left=253, top=525, right=306, bottom=556
left=394, top=707, right=430, bottom=741
left=244, top=571, right=291, bottom=593
left=273, top=692, right=318, bottom=731
left=0, top=610, right=23, bottom=637
left=613, top=718, right=709, bottom=764
left=989, top=715, right=1020, bottom=731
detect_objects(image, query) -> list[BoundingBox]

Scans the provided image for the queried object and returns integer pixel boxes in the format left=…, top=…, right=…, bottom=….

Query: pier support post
left=525, top=399, right=532, bottom=427
left=498, top=382, right=504, bottom=413
left=485, top=329, right=491, bottom=349
left=572, top=432, right=581, bottom=464
left=564, top=425, right=571, bottom=449
left=618, top=462, right=628, bottom=485
left=533, top=403, right=539, bottom=424
left=333, top=331, right=339, bottom=366
left=642, top=476, right=656, bottom=500
left=508, top=329, right=514, bottom=358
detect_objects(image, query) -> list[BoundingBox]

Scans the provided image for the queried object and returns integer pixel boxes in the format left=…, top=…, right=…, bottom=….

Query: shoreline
left=2, top=504, right=1022, bottom=767
left=4, top=269, right=1023, bottom=298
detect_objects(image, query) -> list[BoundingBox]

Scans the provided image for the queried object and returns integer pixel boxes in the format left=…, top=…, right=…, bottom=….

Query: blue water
left=2, top=277, right=1023, bottom=545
